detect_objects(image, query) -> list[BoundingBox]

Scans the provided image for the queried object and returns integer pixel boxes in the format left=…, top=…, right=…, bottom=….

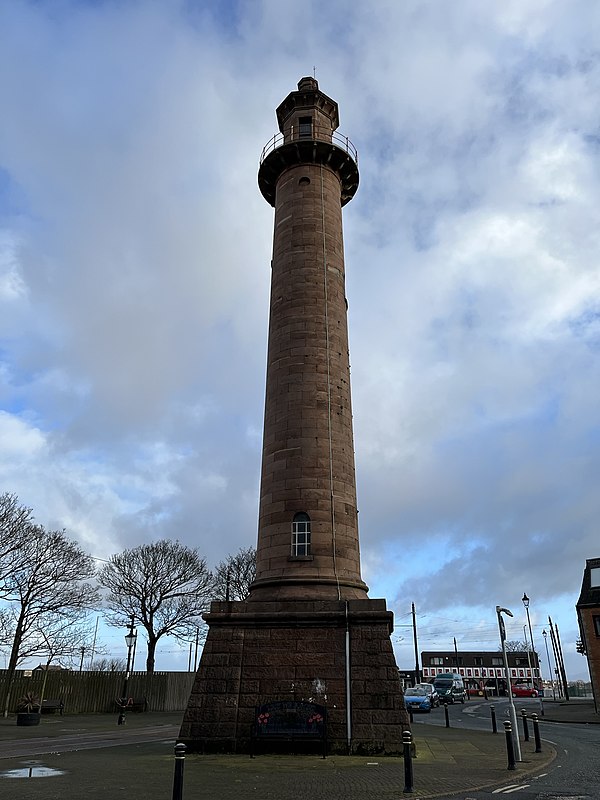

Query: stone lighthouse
left=180, top=78, right=407, bottom=754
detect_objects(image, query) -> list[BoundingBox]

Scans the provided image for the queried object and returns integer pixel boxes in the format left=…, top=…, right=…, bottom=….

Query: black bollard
left=409, top=707, right=413, bottom=723
left=444, top=704, right=450, bottom=728
left=402, top=730, right=414, bottom=794
left=532, top=713, right=542, bottom=753
left=504, top=720, right=516, bottom=771
left=172, top=742, right=186, bottom=800
left=521, top=708, right=529, bottom=742
left=490, top=704, right=497, bottom=734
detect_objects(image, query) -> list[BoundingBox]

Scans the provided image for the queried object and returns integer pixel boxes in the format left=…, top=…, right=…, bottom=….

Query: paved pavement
left=0, top=703, right=592, bottom=799
left=537, top=696, right=599, bottom=724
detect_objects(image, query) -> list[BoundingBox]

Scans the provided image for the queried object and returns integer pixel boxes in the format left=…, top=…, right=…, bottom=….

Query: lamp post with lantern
left=521, top=593, right=538, bottom=687
left=117, top=616, right=137, bottom=726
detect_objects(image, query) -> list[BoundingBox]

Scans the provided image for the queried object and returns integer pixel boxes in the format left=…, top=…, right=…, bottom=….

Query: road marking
left=492, top=785, right=520, bottom=793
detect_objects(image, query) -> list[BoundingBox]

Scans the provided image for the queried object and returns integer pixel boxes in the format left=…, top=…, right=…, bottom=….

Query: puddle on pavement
left=1, top=765, right=66, bottom=778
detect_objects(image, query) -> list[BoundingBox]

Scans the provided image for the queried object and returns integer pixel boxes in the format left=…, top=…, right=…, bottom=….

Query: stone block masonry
left=179, top=599, right=409, bottom=754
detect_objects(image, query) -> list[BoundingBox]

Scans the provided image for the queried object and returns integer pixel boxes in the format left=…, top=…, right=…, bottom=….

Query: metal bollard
left=408, top=708, right=413, bottom=723
left=504, top=720, right=516, bottom=770
left=172, top=742, right=186, bottom=800
left=490, top=704, right=497, bottom=734
left=444, top=704, right=450, bottom=728
left=402, top=730, right=414, bottom=794
left=521, top=708, right=529, bottom=742
left=531, top=713, right=542, bottom=753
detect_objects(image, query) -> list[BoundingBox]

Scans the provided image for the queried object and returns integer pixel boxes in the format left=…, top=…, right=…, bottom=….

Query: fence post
left=504, top=720, right=516, bottom=770
left=521, top=708, right=529, bottom=742
left=490, top=704, right=497, bottom=734
left=402, top=730, right=414, bottom=794
left=172, top=742, right=186, bottom=800
left=444, top=704, right=450, bottom=728
left=531, top=713, right=542, bottom=753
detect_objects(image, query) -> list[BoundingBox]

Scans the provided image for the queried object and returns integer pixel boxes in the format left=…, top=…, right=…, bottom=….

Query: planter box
left=16, top=712, right=41, bottom=726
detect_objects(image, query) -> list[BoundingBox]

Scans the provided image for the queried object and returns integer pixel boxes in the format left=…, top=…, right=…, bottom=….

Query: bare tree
left=98, top=540, right=214, bottom=674
left=89, top=657, right=127, bottom=672
left=213, top=546, right=256, bottom=601
left=504, top=640, right=529, bottom=652
left=0, top=493, right=35, bottom=592
left=1, top=525, right=99, bottom=715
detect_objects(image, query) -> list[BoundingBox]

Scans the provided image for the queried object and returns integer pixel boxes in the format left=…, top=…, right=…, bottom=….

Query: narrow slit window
left=298, top=116, right=312, bottom=137
left=292, top=512, right=311, bottom=556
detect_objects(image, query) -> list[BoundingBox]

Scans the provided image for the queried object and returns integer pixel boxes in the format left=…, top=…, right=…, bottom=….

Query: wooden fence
left=0, top=670, right=195, bottom=714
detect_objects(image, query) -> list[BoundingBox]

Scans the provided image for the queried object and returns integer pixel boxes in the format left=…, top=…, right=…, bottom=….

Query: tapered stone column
left=251, top=76, right=366, bottom=602
left=180, top=78, right=408, bottom=754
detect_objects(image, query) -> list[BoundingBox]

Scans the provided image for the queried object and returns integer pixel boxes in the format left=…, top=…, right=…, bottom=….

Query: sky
left=1, top=0, right=599, bottom=681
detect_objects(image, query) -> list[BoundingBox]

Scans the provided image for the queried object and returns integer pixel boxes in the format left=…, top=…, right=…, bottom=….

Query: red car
left=511, top=685, right=538, bottom=698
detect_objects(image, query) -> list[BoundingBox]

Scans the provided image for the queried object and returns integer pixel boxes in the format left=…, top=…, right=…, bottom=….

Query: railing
left=260, top=125, right=358, bottom=165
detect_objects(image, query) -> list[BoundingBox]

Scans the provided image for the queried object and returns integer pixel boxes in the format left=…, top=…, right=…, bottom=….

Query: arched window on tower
left=291, top=512, right=311, bottom=556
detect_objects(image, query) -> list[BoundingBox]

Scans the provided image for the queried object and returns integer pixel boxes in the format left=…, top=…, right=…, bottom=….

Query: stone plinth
left=179, top=598, right=409, bottom=754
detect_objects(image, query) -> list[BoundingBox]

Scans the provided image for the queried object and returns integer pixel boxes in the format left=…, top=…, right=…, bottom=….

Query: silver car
left=415, top=683, right=440, bottom=707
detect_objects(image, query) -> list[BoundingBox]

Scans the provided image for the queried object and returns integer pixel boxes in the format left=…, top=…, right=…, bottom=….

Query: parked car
left=415, top=683, right=440, bottom=707
left=511, top=684, right=539, bottom=698
left=404, top=687, right=432, bottom=713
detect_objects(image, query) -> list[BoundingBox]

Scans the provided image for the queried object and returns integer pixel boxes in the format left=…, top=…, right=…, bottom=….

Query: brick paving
left=0, top=711, right=558, bottom=799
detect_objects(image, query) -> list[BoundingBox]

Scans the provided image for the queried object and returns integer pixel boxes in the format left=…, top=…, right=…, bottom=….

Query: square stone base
left=179, top=598, right=409, bottom=754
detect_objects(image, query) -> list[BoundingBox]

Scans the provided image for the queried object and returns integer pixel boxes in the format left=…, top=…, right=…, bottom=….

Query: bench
left=115, top=696, right=147, bottom=713
left=250, top=700, right=327, bottom=758
left=41, top=699, right=64, bottom=715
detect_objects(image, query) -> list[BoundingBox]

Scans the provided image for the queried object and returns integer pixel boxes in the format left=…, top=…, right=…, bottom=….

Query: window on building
left=515, top=657, right=528, bottom=666
left=590, top=567, right=600, bottom=587
left=291, top=512, right=311, bottom=556
left=430, top=657, right=444, bottom=665
left=474, top=657, right=483, bottom=666
left=491, top=657, right=503, bottom=666
left=593, top=615, right=600, bottom=636
left=298, top=116, right=312, bottom=137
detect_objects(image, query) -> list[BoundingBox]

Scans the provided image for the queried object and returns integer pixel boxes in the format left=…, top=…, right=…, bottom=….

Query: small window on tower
left=292, top=512, right=311, bottom=556
left=298, top=116, right=312, bottom=137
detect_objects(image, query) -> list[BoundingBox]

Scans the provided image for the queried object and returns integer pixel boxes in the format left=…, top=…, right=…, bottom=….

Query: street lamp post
left=523, top=624, right=533, bottom=684
left=522, top=593, right=538, bottom=686
left=496, top=605, right=522, bottom=762
left=117, top=616, right=137, bottom=726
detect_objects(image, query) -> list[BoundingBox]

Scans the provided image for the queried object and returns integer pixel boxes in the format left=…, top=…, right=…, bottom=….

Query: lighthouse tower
left=180, top=79, right=407, bottom=754
left=251, top=76, right=367, bottom=603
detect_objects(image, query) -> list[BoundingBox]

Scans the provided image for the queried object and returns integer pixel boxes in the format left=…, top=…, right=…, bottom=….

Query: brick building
left=576, top=557, right=600, bottom=714
left=421, top=649, right=541, bottom=689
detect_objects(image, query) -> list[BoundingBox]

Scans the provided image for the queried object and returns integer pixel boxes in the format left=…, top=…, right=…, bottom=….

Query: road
left=0, top=723, right=180, bottom=758
left=413, top=697, right=600, bottom=798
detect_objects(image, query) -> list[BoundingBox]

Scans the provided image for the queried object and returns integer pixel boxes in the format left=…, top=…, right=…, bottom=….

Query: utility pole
left=554, top=624, right=570, bottom=701
left=411, top=603, right=420, bottom=684
left=548, top=617, right=565, bottom=699
left=453, top=637, right=459, bottom=673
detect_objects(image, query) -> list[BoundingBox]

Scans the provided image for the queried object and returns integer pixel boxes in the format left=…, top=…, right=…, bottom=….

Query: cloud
left=0, top=0, right=598, bottom=675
